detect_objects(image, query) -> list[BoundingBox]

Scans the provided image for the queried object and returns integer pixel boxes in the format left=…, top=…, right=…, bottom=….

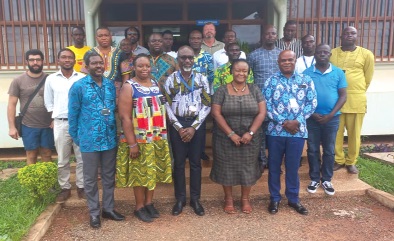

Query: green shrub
left=17, top=162, right=58, bottom=200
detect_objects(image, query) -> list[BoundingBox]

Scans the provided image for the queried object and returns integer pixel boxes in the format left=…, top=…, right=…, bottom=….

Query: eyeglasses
left=27, top=58, right=43, bottom=63
left=127, top=32, right=138, bottom=36
left=178, top=56, right=194, bottom=61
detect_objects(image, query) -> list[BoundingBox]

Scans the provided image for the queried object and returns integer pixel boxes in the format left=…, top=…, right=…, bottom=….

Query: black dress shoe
left=190, top=200, right=205, bottom=216
left=288, top=202, right=308, bottom=215
left=102, top=210, right=125, bottom=221
left=134, top=207, right=153, bottom=223
left=172, top=200, right=186, bottom=216
left=90, top=215, right=101, bottom=229
left=145, top=203, right=160, bottom=218
left=268, top=201, right=279, bottom=214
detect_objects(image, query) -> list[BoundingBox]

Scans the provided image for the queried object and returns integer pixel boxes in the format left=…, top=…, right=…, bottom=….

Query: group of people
left=7, top=20, right=374, bottom=229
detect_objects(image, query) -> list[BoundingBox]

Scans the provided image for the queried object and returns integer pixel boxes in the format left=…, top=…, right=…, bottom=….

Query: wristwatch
left=249, top=131, right=254, bottom=136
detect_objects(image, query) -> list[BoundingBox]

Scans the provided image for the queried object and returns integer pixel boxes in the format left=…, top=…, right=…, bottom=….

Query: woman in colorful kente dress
left=116, top=54, right=172, bottom=223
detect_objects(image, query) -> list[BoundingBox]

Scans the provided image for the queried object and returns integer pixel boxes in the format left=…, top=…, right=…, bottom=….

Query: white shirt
left=295, top=55, right=315, bottom=73
left=165, top=51, right=177, bottom=59
left=44, top=70, right=85, bottom=118
left=213, top=49, right=247, bottom=70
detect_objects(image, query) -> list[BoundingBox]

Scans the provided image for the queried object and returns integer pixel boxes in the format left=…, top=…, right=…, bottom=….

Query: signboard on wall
left=196, top=20, right=220, bottom=26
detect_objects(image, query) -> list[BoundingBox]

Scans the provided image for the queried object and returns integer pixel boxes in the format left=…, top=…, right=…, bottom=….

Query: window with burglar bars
left=288, top=0, right=394, bottom=62
left=0, top=0, right=85, bottom=70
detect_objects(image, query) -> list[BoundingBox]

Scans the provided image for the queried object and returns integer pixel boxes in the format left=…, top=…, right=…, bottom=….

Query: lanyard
left=91, top=83, right=106, bottom=107
left=303, top=56, right=315, bottom=69
left=177, top=71, right=195, bottom=102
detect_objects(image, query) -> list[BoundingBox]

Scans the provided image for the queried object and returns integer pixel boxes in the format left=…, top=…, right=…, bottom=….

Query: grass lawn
left=0, top=170, right=56, bottom=241
left=357, top=157, right=394, bottom=194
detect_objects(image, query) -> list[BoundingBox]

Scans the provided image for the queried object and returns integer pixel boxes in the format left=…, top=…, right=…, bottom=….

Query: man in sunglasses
left=163, top=46, right=211, bottom=217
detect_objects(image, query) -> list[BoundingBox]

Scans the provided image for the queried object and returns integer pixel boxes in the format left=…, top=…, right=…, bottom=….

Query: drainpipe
left=84, top=0, right=102, bottom=47
left=270, top=0, right=287, bottom=38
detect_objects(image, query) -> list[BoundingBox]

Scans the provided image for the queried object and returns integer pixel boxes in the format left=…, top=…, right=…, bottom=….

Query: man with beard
left=44, top=48, right=86, bottom=203
left=7, top=49, right=53, bottom=165
left=201, top=22, right=225, bottom=55
left=213, top=42, right=254, bottom=93
left=68, top=52, right=125, bottom=229
left=295, top=34, right=316, bottom=73
left=275, top=20, right=303, bottom=58
left=247, top=25, right=282, bottom=171
left=67, top=26, right=91, bottom=72
left=164, top=46, right=211, bottom=216
left=331, top=26, right=375, bottom=174
left=147, top=33, right=178, bottom=88
left=212, top=30, right=247, bottom=69
left=124, top=26, right=149, bottom=55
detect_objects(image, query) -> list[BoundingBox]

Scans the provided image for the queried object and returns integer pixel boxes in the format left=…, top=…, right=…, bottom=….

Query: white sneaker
left=322, top=181, right=335, bottom=195
left=307, top=181, right=320, bottom=193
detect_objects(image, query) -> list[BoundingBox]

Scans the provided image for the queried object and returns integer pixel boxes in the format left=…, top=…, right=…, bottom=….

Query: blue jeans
left=267, top=135, right=305, bottom=203
left=306, top=115, right=340, bottom=183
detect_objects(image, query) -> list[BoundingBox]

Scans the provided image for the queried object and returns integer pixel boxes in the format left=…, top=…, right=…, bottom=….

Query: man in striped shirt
left=275, top=20, right=303, bottom=58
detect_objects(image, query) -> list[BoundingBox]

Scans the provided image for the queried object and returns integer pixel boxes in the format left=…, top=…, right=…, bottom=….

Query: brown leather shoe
left=56, top=189, right=71, bottom=203
left=346, top=165, right=359, bottom=174
left=77, top=188, right=86, bottom=199
left=333, top=162, right=344, bottom=171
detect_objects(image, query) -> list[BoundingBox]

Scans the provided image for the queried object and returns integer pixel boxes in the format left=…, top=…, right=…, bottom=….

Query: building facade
left=0, top=0, right=393, bottom=147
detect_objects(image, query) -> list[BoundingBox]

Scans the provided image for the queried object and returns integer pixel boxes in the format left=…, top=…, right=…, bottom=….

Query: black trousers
left=170, top=118, right=205, bottom=202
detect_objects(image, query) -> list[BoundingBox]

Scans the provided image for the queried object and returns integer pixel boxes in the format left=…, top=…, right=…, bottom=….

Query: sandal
left=241, top=198, right=252, bottom=214
left=224, top=198, right=237, bottom=214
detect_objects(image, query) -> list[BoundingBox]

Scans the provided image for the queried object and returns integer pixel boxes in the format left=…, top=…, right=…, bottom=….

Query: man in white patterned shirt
left=275, top=20, right=303, bottom=58
left=44, top=48, right=85, bottom=203
left=164, top=46, right=211, bottom=217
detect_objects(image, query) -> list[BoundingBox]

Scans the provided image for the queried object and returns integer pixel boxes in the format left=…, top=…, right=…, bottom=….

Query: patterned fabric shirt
left=275, top=38, right=303, bottom=58
left=263, top=71, right=317, bottom=138
left=68, top=75, right=117, bottom=152
left=81, top=47, right=128, bottom=82
left=192, top=49, right=214, bottom=84
left=247, top=47, right=281, bottom=90
left=212, top=62, right=254, bottom=93
left=149, top=53, right=178, bottom=88
left=164, top=71, right=211, bottom=131
left=124, top=79, right=168, bottom=143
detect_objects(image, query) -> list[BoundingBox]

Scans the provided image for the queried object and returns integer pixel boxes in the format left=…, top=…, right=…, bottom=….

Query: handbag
left=15, top=75, right=48, bottom=136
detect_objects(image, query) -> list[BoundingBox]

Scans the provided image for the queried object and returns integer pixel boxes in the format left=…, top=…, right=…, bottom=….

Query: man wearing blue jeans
left=303, top=44, right=347, bottom=195
left=264, top=50, right=317, bottom=215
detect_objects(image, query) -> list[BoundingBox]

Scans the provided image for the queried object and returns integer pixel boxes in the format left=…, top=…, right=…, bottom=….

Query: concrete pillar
left=84, top=0, right=102, bottom=47
left=269, top=0, right=287, bottom=38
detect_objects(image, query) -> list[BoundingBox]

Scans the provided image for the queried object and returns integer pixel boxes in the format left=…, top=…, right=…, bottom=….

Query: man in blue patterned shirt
left=189, top=30, right=214, bottom=161
left=189, top=30, right=214, bottom=86
left=68, top=52, right=125, bottom=229
left=263, top=50, right=317, bottom=216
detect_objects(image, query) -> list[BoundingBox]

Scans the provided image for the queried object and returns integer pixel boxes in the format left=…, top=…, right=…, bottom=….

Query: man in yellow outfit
left=330, top=26, right=374, bottom=174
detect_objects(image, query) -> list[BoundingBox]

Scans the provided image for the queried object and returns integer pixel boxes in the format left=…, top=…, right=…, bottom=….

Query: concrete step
left=63, top=176, right=371, bottom=208
left=69, top=158, right=359, bottom=187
